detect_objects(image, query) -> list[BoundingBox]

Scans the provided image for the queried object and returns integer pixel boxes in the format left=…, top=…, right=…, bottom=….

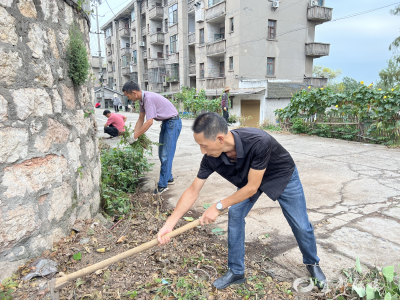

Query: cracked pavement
left=97, top=109, right=400, bottom=280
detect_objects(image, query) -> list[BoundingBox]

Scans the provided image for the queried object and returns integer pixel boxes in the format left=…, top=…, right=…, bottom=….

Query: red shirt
left=95, top=103, right=101, bottom=108
left=106, top=113, right=126, bottom=132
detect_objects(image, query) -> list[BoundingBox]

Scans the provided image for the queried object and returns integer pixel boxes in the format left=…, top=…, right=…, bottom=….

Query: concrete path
left=97, top=109, right=400, bottom=280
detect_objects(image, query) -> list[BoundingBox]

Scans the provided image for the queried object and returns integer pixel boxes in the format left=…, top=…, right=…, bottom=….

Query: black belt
left=165, top=116, right=179, bottom=121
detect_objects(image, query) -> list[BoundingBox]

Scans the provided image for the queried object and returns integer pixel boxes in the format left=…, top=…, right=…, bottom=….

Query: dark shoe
left=168, top=179, right=175, bottom=185
left=212, top=269, right=246, bottom=290
left=306, top=264, right=327, bottom=289
left=153, top=186, right=169, bottom=195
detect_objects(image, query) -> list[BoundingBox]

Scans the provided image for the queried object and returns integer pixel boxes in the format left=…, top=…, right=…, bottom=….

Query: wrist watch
left=216, top=200, right=224, bottom=211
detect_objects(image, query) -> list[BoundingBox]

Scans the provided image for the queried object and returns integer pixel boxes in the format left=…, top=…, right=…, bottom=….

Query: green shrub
left=66, top=23, right=90, bottom=86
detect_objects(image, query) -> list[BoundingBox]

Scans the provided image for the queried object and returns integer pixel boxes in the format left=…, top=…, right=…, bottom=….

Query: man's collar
left=220, top=130, right=244, bottom=165
left=139, top=91, right=145, bottom=105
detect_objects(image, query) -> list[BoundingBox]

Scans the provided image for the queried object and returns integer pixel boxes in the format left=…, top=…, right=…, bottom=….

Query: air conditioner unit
left=163, top=82, right=168, bottom=87
left=139, top=41, right=145, bottom=47
left=96, top=93, right=102, bottom=98
left=309, top=0, right=319, bottom=6
left=272, top=0, right=279, bottom=8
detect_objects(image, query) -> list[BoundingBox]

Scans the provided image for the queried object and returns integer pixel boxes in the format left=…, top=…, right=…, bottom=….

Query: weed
left=259, top=120, right=283, bottom=132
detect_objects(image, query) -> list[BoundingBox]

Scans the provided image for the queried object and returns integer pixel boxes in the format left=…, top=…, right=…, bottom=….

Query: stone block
left=57, top=30, right=68, bottom=52
left=76, top=203, right=91, bottom=220
left=92, top=159, right=101, bottom=187
left=0, top=259, right=28, bottom=282
left=27, top=23, right=47, bottom=59
left=0, top=7, right=18, bottom=44
left=47, top=29, right=60, bottom=59
left=12, top=88, right=53, bottom=120
left=48, top=182, right=73, bottom=221
left=67, top=138, right=81, bottom=171
left=78, top=86, right=89, bottom=106
left=90, top=192, right=100, bottom=215
left=0, top=204, right=39, bottom=250
left=32, top=62, right=54, bottom=87
left=40, top=0, right=58, bottom=23
left=74, top=110, right=92, bottom=135
left=94, top=213, right=113, bottom=229
left=29, top=227, right=64, bottom=253
left=0, top=0, right=13, bottom=7
left=85, top=138, right=95, bottom=159
left=382, top=206, right=400, bottom=221
left=17, top=0, right=37, bottom=18
left=138, top=178, right=156, bottom=193
left=52, top=88, right=62, bottom=114
left=64, top=2, right=73, bottom=25
left=0, top=48, right=22, bottom=85
left=78, top=168, right=93, bottom=197
left=29, top=119, right=42, bottom=134
left=35, top=118, right=69, bottom=152
left=60, top=83, right=75, bottom=110
left=0, top=127, right=29, bottom=163
left=2, top=154, right=69, bottom=198
left=0, top=94, right=8, bottom=121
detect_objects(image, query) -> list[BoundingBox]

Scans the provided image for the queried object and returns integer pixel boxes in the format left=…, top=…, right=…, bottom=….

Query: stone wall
left=0, top=0, right=100, bottom=281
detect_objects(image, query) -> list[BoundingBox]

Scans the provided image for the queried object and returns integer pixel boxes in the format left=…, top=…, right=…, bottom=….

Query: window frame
left=168, top=4, right=178, bottom=26
left=133, top=50, right=137, bottom=64
left=219, top=61, right=225, bottom=77
left=230, top=17, right=234, bottom=32
left=200, top=63, right=205, bottom=79
left=199, top=28, right=204, bottom=45
left=170, top=34, right=178, bottom=53
left=268, top=20, right=277, bottom=40
left=267, top=57, right=275, bottom=76
left=229, top=56, right=233, bottom=70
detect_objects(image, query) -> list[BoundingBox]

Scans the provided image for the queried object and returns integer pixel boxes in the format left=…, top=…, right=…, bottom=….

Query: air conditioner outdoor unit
left=139, top=41, right=145, bottom=47
left=96, top=93, right=102, bottom=98
left=309, top=0, right=319, bottom=6
left=272, top=0, right=279, bottom=8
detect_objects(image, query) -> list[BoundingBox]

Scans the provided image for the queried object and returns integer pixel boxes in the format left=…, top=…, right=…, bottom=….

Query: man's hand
left=200, top=204, right=220, bottom=226
left=157, top=224, right=173, bottom=245
left=224, top=107, right=227, bottom=111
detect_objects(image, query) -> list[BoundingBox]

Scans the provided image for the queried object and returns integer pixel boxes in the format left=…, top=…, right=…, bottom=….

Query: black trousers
left=104, top=124, right=119, bottom=137
left=223, top=110, right=229, bottom=123
left=114, top=105, right=119, bottom=112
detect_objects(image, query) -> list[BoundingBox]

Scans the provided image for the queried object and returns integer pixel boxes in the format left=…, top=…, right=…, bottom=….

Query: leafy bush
left=259, top=120, right=282, bottom=132
left=66, top=23, right=90, bottom=86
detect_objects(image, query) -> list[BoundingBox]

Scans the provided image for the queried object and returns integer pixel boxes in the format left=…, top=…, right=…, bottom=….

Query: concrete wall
left=264, top=98, right=291, bottom=124
left=0, top=0, right=100, bottom=281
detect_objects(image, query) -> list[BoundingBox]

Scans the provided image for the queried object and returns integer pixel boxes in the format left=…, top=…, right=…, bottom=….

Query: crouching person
left=103, top=109, right=127, bottom=138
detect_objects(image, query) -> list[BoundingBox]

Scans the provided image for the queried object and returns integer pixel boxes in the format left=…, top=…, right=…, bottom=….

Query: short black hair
left=122, top=81, right=141, bottom=93
left=192, top=112, right=228, bottom=140
left=103, top=110, right=111, bottom=116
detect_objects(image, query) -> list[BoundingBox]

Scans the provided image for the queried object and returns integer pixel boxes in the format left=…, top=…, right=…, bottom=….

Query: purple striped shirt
left=139, top=91, right=178, bottom=121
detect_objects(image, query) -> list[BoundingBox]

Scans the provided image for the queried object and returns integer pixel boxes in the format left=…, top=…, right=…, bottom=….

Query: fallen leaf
left=97, top=248, right=106, bottom=253
left=117, top=236, right=126, bottom=244
left=73, top=252, right=82, bottom=260
left=203, top=203, right=211, bottom=209
left=103, top=270, right=111, bottom=281
left=183, top=217, right=194, bottom=222
left=76, top=278, right=85, bottom=287
left=84, top=246, right=91, bottom=253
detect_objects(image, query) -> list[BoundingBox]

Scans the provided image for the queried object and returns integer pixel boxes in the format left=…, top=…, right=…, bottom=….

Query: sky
left=89, top=0, right=400, bottom=84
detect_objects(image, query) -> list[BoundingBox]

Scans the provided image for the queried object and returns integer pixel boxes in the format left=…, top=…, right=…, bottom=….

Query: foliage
left=0, top=277, right=17, bottom=300
left=313, top=65, right=342, bottom=82
left=173, top=87, right=223, bottom=116
left=228, top=114, right=239, bottom=124
left=275, top=84, right=400, bottom=144
left=100, top=125, right=155, bottom=216
left=66, top=23, right=90, bottom=86
left=390, top=5, right=400, bottom=50
left=259, top=120, right=282, bottom=132
left=378, top=57, right=400, bottom=88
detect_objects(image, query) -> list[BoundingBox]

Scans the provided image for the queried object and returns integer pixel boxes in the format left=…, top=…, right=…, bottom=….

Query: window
left=268, top=20, right=276, bottom=40
left=168, top=4, right=178, bottom=26
left=229, top=57, right=233, bottom=70
left=111, top=44, right=114, bottom=54
left=105, top=27, right=112, bottom=37
left=230, top=17, right=234, bottom=32
left=219, top=61, right=224, bottom=77
left=200, top=63, right=204, bottom=79
left=112, top=63, right=115, bottom=72
left=133, top=50, right=137, bottom=63
left=220, top=27, right=225, bottom=39
left=170, top=34, right=178, bottom=53
left=122, top=55, right=131, bottom=67
left=166, top=45, right=169, bottom=55
left=164, top=0, right=168, bottom=6
left=200, top=28, right=204, bottom=45
left=165, top=19, right=168, bottom=32
left=267, top=57, right=275, bottom=76
left=131, top=8, right=135, bottom=21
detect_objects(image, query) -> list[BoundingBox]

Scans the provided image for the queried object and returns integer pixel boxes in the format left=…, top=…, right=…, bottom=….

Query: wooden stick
left=53, top=209, right=228, bottom=290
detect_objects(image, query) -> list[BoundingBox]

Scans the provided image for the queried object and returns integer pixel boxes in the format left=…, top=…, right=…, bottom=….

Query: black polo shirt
left=197, top=128, right=295, bottom=201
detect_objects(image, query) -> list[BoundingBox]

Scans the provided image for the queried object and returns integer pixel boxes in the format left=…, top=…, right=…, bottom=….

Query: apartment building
left=100, top=0, right=332, bottom=124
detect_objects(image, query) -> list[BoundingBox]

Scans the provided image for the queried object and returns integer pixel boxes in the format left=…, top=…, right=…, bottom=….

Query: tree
left=390, top=5, right=400, bottom=51
left=312, top=65, right=342, bottom=82
left=378, top=57, right=400, bottom=88
left=342, top=77, right=361, bottom=91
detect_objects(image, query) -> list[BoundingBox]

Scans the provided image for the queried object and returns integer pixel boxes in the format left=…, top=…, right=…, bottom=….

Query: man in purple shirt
left=122, top=81, right=182, bottom=194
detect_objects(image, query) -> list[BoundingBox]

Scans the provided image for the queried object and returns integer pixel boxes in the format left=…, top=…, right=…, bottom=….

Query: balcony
left=206, top=39, right=226, bottom=56
left=207, top=77, right=225, bottom=89
left=119, top=28, right=130, bottom=37
left=120, top=47, right=131, bottom=56
left=205, top=0, right=225, bottom=22
left=305, top=42, right=330, bottom=58
left=188, top=0, right=195, bottom=12
left=189, top=64, right=196, bottom=76
left=150, top=32, right=165, bottom=45
left=304, top=77, right=328, bottom=88
left=143, top=50, right=147, bottom=59
left=130, top=63, right=138, bottom=73
left=122, top=67, right=131, bottom=76
left=131, top=21, right=136, bottom=31
left=107, top=53, right=113, bottom=62
left=141, top=2, right=147, bottom=14
left=168, top=52, right=179, bottom=64
left=149, top=6, right=164, bottom=20
left=143, top=73, right=148, bottom=81
left=107, top=66, right=113, bottom=72
left=169, top=23, right=178, bottom=35
left=196, top=5, right=205, bottom=22
left=148, top=58, right=166, bottom=68
left=106, top=36, right=111, bottom=45
left=131, top=41, right=137, bottom=51
left=188, top=32, right=195, bottom=45
left=171, top=83, right=180, bottom=92
left=142, top=27, right=147, bottom=36
left=308, top=6, right=333, bottom=23
left=168, top=0, right=177, bottom=5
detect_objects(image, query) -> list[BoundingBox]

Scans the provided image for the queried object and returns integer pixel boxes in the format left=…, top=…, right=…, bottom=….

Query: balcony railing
left=188, top=32, right=195, bottom=45
left=148, top=58, right=166, bottom=68
left=131, top=21, right=136, bottom=31
left=143, top=50, right=147, bottom=59
left=107, top=53, right=113, bottom=62
left=196, top=5, right=205, bottom=22
left=168, top=52, right=179, bottom=64
left=150, top=32, right=165, bottom=45
left=149, top=6, right=164, bottom=20
left=304, top=77, right=328, bottom=88
left=141, top=1, right=147, bottom=14
left=131, top=41, right=137, bottom=51
left=168, top=0, right=177, bottom=5
left=171, top=83, right=180, bottom=92
left=207, top=77, right=225, bottom=89
left=130, top=63, right=138, bottom=73
left=307, top=6, right=333, bottom=23
left=143, top=73, right=148, bottom=81
left=107, top=66, right=113, bottom=72
left=305, top=42, right=330, bottom=57
left=119, top=28, right=130, bottom=37
left=206, top=39, right=226, bottom=56
left=122, top=66, right=130, bottom=76
left=205, top=0, right=225, bottom=22
left=120, top=47, right=131, bottom=56
left=189, top=64, right=196, bottom=76
left=169, top=23, right=178, bottom=35
left=106, top=36, right=111, bottom=45
left=142, top=27, right=147, bottom=36
left=188, top=0, right=195, bottom=12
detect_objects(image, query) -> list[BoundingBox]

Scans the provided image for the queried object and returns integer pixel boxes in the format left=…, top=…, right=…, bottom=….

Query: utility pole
left=95, top=3, right=105, bottom=108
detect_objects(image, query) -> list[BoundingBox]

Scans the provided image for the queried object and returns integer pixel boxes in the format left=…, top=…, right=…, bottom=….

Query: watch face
left=216, top=202, right=223, bottom=210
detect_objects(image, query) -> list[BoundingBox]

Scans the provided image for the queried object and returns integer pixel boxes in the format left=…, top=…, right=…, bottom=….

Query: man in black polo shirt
left=157, top=112, right=326, bottom=289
